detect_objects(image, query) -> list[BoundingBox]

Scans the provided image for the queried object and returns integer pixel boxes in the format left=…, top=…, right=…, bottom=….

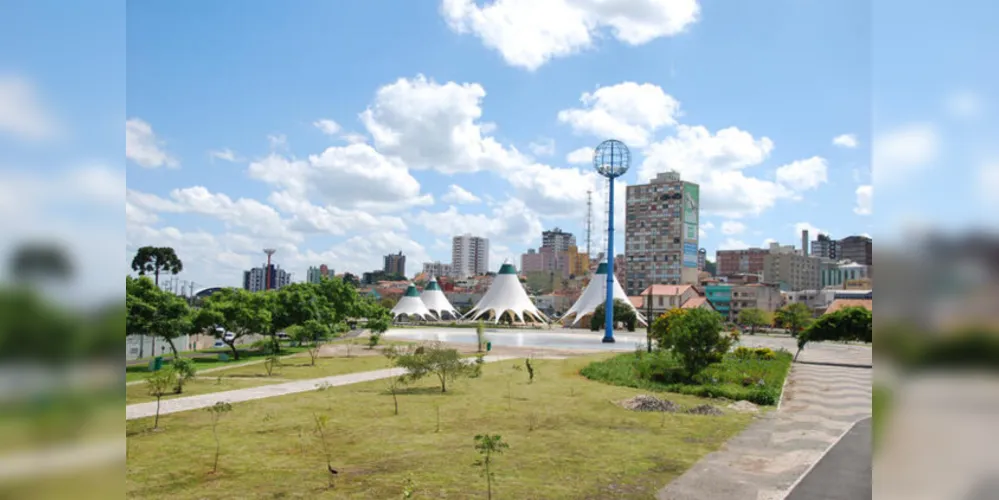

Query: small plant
left=368, top=332, right=382, bottom=349
left=402, top=474, right=416, bottom=498
left=171, top=357, right=197, bottom=394
left=389, top=342, right=479, bottom=393
left=473, top=434, right=509, bottom=500
left=263, top=355, right=281, bottom=377
left=145, top=368, right=175, bottom=430
left=435, top=404, right=441, bottom=433
left=476, top=321, right=487, bottom=353
left=525, top=357, right=535, bottom=384
left=215, top=375, right=222, bottom=385
left=386, top=376, right=403, bottom=415
left=313, top=414, right=335, bottom=488
left=527, top=412, right=538, bottom=432
left=344, top=338, right=356, bottom=358
left=205, top=401, right=232, bottom=473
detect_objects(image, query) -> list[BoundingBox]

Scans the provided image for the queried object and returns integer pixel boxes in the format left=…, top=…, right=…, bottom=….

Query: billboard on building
left=683, top=243, right=698, bottom=268
left=683, top=183, right=699, bottom=244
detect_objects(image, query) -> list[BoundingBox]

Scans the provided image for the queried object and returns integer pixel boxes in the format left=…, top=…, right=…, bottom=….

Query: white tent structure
left=390, top=283, right=435, bottom=321
left=420, top=276, right=459, bottom=320
left=560, top=262, right=647, bottom=328
left=464, top=263, right=549, bottom=324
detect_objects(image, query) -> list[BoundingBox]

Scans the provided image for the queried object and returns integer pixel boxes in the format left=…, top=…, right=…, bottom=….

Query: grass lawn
left=581, top=349, right=793, bottom=405
left=125, top=346, right=311, bottom=382
left=126, top=356, right=755, bottom=499
left=126, top=354, right=395, bottom=405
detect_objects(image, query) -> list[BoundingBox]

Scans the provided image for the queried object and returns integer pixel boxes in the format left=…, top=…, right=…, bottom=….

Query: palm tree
left=130, top=246, right=183, bottom=287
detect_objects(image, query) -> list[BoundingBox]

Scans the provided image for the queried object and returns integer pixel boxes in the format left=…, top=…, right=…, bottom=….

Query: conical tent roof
left=561, top=262, right=647, bottom=327
left=390, top=283, right=435, bottom=321
left=420, top=276, right=459, bottom=319
left=464, top=263, right=548, bottom=324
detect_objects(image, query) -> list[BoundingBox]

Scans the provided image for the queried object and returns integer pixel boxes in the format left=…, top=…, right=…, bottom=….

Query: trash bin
left=150, top=356, right=164, bottom=372
left=218, top=353, right=229, bottom=362
left=486, top=341, right=492, bottom=352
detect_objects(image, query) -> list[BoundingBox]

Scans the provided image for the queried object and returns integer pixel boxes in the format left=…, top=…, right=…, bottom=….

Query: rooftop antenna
left=263, top=248, right=277, bottom=290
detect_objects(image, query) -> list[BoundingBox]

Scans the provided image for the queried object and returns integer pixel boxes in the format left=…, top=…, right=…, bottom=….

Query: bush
left=590, top=299, right=637, bottom=332
left=667, top=308, right=731, bottom=378
left=650, top=308, right=687, bottom=349
left=733, top=346, right=776, bottom=361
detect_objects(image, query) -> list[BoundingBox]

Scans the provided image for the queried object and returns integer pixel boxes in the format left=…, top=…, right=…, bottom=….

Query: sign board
left=683, top=243, right=699, bottom=268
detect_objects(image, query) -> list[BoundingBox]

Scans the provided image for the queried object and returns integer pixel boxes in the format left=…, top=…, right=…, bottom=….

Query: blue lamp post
left=593, top=139, right=631, bottom=343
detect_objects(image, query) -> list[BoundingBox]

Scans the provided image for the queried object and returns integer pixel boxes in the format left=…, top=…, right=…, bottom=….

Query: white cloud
left=640, top=124, right=795, bottom=218
left=126, top=118, right=179, bottom=168
left=440, top=0, right=700, bottom=70
left=775, top=156, right=828, bottom=191
left=0, top=75, right=60, bottom=141
left=854, top=184, right=872, bottom=215
left=762, top=238, right=777, bottom=247
left=314, top=119, right=342, bottom=136
left=793, top=222, right=824, bottom=242
left=832, top=133, right=858, bottom=149
left=872, top=122, right=939, bottom=185
left=209, top=148, right=240, bottom=163
left=718, top=238, right=749, bottom=250
left=557, top=82, right=680, bottom=147
left=411, top=198, right=543, bottom=245
left=341, top=132, right=367, bottom=144
left=268, top=133, right=288, bottom=150
left=441, top=184, right=482, bottom=204
left=266, top=191, right=407, bottom=235
left=566, top=147, right=592, bottom=165
left=528, top=138, right=556, bottom=157
left=944, top=89, right=983, bottom=120
left=720, top=220, right=746, bottom=235
left=0, top=164, right=124, bottom=218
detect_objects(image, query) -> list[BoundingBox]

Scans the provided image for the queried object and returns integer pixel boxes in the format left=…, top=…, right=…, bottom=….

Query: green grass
left=125, top=346, right=311, bottom=382
left=126, top=354, right=395, bottom=405
left=580, top=349, right=793, bottom=405
left=126, top=356, right=755, bottom=499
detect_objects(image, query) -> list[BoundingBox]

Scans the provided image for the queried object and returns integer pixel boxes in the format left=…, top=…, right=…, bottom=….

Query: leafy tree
left=589, top=298, right=637, bottom=332
left=269, top=283, right=326, bottom=353
left=287, top=319, right=335, bottom=365
left=146, top=369, right=175, bottom=429
left=650, top=308, right=687, bottom=349
left=171, top=357, right=197, bottom=394
left=7, top=242, right=74, bottom=284
left=473, top=434, right=509, bottom=500
left=341, top=273, right=359, bottom=287
left=206, top=402, right=232, bottom=473
left=126, top=276, right=191, bottom=358
left=0, top=287, right=79, bottom=364
left=795, top=306, right=872, bottom=361
left=387, top=342, right=479, bottom=393
left=130, top=246, right=183, bottom=287
left=379, top=297, right=397, bottom=309
left=193, top=288, right=271, bottom=360
left=737, top=308, right=771, bottom=335
left=775, top=303, right=813, bottom=338
left=665, top=308, right=731, bottom=377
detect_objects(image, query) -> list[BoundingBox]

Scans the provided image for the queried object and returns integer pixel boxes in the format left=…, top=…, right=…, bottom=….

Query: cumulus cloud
left=566, top=147, right=592, bottom=165
left=832, top=134, right=858, bottom=148
left=528, top=138, right=556, bottom=157
left=775, top=156, right=828, bottom=191
left=854, top=184, right=872, bottom=215
left=0, top=75, right=61, bottom=141
left=313, top=118, right=341, bottom=136
left=873, top=122, right=939, bottom=186
left=209, top=148, right=240, bottom=163
left=126, top=118, right=179, bottom=168
left=441, top=184, right=481, bottom=204
left=557, top=82, right=680, bottom=147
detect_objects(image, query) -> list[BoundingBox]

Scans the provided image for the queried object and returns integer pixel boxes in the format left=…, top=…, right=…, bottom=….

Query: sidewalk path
left=785, top=418, right=871, bottom=500
left=657, top=340, right=872, bottom=500
left=126, top=355, right=518, bottom=420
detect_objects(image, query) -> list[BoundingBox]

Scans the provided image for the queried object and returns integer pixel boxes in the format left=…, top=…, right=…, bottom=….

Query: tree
left=146, top=369, right=175, bottom=429
left=665, top=308, right=731, bottom=377
left=7, top=242, right=74, bottom=284
left=130, top=246, right=183, bottom=287
left=205, top=401, right=232, bottom=473
left=269, top=283, right=325, bottom=353
left=287, top=320, right=335, bottom=365
left=171, top=357, right=196, bottom=394
left=650, top=308, right=687, bottom=349
left=126, top=276, right=191, bottom=358
left=795, top=306, right=872, bottom=361
left=473, top=434, right=509, bottom=500
left=388, top=343, right=480, bottom=393
left=194, top=288, right=271, bottom=360
left=737, top=308, right=770, bottom=335
left=775, top=303, right=813, bottom=338
left=589, top=298, right=637, bottom=332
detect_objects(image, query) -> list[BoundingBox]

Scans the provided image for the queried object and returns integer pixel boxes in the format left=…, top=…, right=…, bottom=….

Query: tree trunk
left=439, top=373, right=447, bottom=393
left=392, top=389, right=398, bottom=415
left=154, top=396, right=161, bottom=429
left=486, top=462, right=492, bottom=500
left=227, top=341, right=239, bottom=360
left=166, top=338, right=179, bottom=359
left=794, top=347, right=802, bottom=362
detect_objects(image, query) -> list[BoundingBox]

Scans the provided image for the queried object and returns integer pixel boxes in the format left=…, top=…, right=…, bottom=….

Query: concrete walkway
left=785, top=418, right=871, bottom=500
left=125, top=355, right=518, bottom=420
left=657, top=339, right=872, bottom=500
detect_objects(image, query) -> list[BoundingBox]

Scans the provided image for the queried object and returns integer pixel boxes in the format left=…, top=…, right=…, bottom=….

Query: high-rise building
left=306, top=265, right=330, bottom=284
left=243, top=264, right=291, bottom=292
left=384, top=251, right=406, bottom=276
left=452, top=234, right=489, bottom=278
left=811, top=233, right=840, bottom=260
left=839, top=235, right=873, bottom=266
left=422, top=261, right=452, bottom=278
left=542, top=228, right=576, bottom=252
left=624, top=171, right=700, bottom=295
left=697, top=248, right=707, bottom=271
left=763, top=247, right=821, bottom=291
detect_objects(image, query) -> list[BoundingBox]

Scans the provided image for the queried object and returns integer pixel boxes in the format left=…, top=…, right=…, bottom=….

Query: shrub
left=667, top=308, right=730, bottom=378
left=733, top=346, right=776, bottom=361
left=650, top=308, right=687, bottom=349
left=590, top=299, right=638, bottom=332
left=170, top=357, right=197, bottom=394
left=387, top=342, right=479, bottom=393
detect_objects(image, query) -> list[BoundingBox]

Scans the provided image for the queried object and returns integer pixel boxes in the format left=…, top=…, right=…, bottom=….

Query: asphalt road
left=785, top=417, right=872, bottom=500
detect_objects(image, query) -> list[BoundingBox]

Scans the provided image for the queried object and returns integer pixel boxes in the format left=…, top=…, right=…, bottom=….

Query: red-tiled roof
left=681, top=296, right=710, bottom=309
left=628, top=296, right=644, bottom=308
left=824, top=299, right=873, bottom=314
left=640, top=284, right=693, bottom=296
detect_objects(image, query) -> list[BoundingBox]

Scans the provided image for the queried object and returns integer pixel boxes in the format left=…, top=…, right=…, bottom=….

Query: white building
left=452, top=233, right=489, bottom=278
left=422, top=261, right=453, bottom=278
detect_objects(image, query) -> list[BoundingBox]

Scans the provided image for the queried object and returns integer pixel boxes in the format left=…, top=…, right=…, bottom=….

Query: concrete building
left=306, top=265, right=332, bottom=284
left=422, top=261, right=452, bottom=279
left=704, top=283, right=783, bottom=321
left=821, top=261, right=871, bottom=289
left=763, top=247, right=821, bottom=291
left=243, top=264, right=291, bottom=292
left=383, top=251, right=406, bottom=277
left=624, top=171, right=700, bottom=295
left=697, top=248, right=707, bottom=272
left=716, top=247, right=769, bottom=277
left=452, top=234, right=489, bottom=278
left=542, top=228, right=576, bottom=252
left=637, top=284, right=700, bottom=317
left=839, top=235, right=873, bottom=266
left=811, top=233, right=840, bottom=260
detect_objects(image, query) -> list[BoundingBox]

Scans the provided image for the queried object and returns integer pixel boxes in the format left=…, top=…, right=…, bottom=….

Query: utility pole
left=586, top=190, right=593, bottom=258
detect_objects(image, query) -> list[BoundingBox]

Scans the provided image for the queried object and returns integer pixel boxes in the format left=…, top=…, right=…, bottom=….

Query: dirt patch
left=727, top=400, right=761, bottom=413
left=685, top=404, right=724, bottom=416
left=620, top=395, right=681, bottom=412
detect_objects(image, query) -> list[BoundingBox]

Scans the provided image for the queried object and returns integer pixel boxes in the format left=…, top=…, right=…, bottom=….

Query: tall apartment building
left=697, top=248, right=707, bottom=272
left=839, top=235, right=873, bottom=266
left=383, top=251, right=406, bottom=276
left=763, top=248, right=821, bottom=291
left=542, top=228, right=576, bottom=252
left=422, top=261, right=452, bottom=278
left=452, top=234, right=489, bottom=278
left=716, top=247, right=769, bottom=277
left=306, top=264, right=332, bottom=284
left=243, top=264, right=292, bottom=292
left=624, top=171, right=700, bottom=295
left=811, top=233, right=839, bottom=260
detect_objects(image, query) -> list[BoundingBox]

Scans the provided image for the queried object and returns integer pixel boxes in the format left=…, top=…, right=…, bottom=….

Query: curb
left=775, top=362, right=793, bottom=412
left=778, top=417, right=867, bottom=499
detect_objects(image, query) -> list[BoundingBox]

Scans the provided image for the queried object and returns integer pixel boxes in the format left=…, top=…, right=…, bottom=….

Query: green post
left=486, top=341, right=492, bottom=352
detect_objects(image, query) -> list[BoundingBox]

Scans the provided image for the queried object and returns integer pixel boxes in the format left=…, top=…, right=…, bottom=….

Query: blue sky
left=2, top=0, right=995, bottom=297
